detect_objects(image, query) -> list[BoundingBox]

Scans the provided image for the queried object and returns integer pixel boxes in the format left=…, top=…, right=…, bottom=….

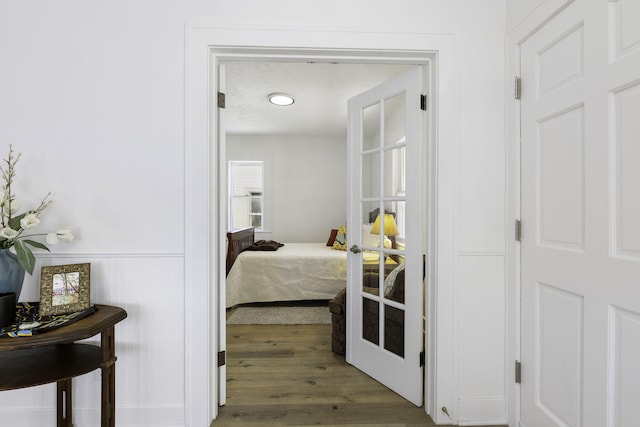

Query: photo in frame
left=39, top=263, right=91, bottom=316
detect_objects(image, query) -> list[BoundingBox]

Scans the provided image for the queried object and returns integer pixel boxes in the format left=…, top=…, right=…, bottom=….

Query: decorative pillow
left=244, top=240, right=284, bottom=251
left=384, top=263, right=405, bottom=296
left=326, top=229, right=338, bottom=246
left=332, top=226, right=347, bottom=251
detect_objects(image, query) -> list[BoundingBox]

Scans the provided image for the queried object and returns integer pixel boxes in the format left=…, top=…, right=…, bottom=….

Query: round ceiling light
left=268, top=93, right=295, bottom=106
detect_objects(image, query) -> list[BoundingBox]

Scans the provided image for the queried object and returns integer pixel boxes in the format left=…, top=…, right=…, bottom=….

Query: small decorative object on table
left=39, top=263, right=90, bottom=316
left=0, top=301, right=96, bottom=337
left=0, top=144, right=75, bottom=306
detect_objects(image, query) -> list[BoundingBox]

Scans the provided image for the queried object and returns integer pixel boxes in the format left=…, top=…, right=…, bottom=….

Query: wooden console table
left=0, top=305, right=127, bottom=427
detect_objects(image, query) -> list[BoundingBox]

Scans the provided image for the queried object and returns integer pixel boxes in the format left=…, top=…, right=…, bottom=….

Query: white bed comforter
left=226, top=243, right=347, bottom=307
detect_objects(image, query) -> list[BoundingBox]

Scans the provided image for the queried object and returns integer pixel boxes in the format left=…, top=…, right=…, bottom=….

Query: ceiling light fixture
left=268, top=93, right=295, bottom=106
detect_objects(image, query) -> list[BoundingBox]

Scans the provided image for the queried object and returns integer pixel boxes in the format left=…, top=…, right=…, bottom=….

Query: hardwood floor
left=213, top=323, right=506, bottom=427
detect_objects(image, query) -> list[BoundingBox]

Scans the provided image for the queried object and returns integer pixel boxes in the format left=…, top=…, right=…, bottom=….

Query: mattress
left=225, top=243, right=347, bottom=307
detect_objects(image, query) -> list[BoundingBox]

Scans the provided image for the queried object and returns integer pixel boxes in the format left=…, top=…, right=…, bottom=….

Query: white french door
left=346, top=66, right=425, bottom=406
left=520, top=1, right=640, bottom=426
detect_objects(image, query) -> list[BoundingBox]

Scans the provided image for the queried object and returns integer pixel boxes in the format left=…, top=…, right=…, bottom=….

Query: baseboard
left=0, top=406, right=186, bottom=426
left=457, top=397, right=507, bottom=426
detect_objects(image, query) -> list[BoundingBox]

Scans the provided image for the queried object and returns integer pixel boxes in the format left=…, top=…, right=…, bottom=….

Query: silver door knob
left=350, top=245, right=362, bottom=254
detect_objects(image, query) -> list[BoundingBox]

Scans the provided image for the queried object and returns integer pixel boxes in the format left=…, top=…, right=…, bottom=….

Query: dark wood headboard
left=226, top=227, right=255, bottom=276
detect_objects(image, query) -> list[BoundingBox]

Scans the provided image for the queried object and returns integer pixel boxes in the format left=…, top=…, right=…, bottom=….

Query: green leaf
left=8, top=213, right=26, bottom=231
left=14, top=239, right=35, bottom=275
left=23, top=239, right=50, bottom=252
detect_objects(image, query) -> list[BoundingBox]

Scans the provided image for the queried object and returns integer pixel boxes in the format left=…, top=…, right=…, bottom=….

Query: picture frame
left=39, top=263, right=91, bottom=316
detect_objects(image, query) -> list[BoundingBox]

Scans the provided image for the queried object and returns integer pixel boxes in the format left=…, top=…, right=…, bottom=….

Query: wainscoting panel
left=456, top=253, right=506, bottom=424
left=0, top=254, right=185, bottom=426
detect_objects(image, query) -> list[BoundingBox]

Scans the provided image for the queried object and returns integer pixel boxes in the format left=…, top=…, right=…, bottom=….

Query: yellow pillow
left=332, top=225, right=347, bottom=251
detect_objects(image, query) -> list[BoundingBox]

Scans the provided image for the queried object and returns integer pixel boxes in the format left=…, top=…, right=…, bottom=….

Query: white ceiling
left=224, top=61, right=414, bottom=137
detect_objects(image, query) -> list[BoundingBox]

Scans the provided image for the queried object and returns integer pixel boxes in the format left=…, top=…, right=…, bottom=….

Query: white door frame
left=506, top=1, right=576, bottom=426
left=185, top=25, right=457, bottom=426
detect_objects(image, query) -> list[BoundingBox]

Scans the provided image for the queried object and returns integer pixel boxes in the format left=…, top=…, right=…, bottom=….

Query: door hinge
left=218, top=350, right=226, bottom=367
left=419, top=350, right=425, bottom=367
left=423, top=254, right=426, bottom=280
left=515, top=219, right=522, bottom=242
left=217, top=92, right=226, bottom=109
left=420, top=94, right=427, bottom=111
left=514, top=77, right=521, bottom=100
left=515, top=360, right=522, bottom=383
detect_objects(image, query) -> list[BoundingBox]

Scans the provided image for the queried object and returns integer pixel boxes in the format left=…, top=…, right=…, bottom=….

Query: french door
left=346, top=66, right=426, bottom=406
left=520, top=1, right=640, bottom=426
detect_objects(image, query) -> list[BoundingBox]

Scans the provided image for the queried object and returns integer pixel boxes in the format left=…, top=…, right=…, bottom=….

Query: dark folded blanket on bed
left=244, top=240, right=284, bottom=251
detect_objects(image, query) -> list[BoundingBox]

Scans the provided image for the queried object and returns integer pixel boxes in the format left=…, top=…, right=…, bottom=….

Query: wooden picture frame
left=39, top=263, right=91, bottom=316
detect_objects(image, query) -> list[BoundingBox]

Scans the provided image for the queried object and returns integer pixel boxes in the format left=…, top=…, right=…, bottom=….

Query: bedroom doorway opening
left=218, top=54, right=434, bottom=414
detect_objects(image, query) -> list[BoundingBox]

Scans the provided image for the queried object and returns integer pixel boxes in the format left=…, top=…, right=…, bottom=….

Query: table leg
left=56, top=378, right=72, bottom=427
left=101, top=325, right=117, bottom=427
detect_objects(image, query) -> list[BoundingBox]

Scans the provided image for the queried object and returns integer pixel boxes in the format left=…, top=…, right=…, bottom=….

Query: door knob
left=350, top=245, right=362, bottom=254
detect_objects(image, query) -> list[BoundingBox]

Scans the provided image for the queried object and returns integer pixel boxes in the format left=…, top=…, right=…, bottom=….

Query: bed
left=225, top=227, right=348, bottom=307
left=225, top=212, right=403, bottom=308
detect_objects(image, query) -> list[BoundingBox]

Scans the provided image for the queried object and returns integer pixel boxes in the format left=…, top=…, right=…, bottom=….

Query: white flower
left=20, top=213, right=40, bottom=230
left=57, top=228, right=74, bottom=242
left=48, top=228, right=74, bottom=244
left=0, top=227, right=19, bottom=240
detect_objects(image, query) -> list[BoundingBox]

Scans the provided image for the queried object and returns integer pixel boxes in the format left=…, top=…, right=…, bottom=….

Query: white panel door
left=346, top=66, right=425, bottom=406
left=520, top=1, right=640, bottom=426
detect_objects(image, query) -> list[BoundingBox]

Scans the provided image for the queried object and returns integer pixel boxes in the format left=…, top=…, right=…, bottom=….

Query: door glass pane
left=362, top=200, right=381, bottom=237
left=362, top=254, right=382, bottom=296
left=384, top=304, right=405, bottom=357
left=383, top=259, right=405, bottom=304
left=362, top=152, right=381, bottom=199
left=362, top=200, right=383, bottom=295
left=363, top=102, right=381, bottom=151
left=383, top=92, right=406, bottom=147
left=362, top=298, right=379, bottom=346
left=388, top=200, right=406, bottom=243
left=384, top=146, right=405, bottom=198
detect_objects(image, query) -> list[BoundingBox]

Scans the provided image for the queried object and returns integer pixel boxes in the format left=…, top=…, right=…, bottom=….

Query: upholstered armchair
left=329, top=266, right=405, bottom=356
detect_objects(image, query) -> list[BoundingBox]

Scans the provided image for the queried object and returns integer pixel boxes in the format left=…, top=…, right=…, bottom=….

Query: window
left=229, top=161, right=264, bottom=230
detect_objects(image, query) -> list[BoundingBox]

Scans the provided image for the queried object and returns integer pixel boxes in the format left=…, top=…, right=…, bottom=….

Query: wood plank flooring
left=213, top=323, right=506, bottom=427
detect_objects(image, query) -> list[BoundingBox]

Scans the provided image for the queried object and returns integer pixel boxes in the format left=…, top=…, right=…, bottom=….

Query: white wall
left=507, top=0, right=547, bottom=30
left=0, top=1, right=507, bottom=425
left=227, top=135, right=347, bottom=243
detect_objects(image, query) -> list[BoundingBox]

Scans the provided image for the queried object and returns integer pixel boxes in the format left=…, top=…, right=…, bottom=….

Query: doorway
left=221, top=59, right=426, bottom=405
left=185, top=32, right=457, bottom=424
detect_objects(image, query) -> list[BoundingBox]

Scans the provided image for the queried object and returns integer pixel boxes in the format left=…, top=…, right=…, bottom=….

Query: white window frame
left=228, top=160, right=264, bottom=231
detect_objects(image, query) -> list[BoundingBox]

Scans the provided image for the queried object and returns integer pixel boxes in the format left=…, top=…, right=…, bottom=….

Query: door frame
left=506, top=1, right=576, bottom=426
left=185, top=25, right=457, bottom=426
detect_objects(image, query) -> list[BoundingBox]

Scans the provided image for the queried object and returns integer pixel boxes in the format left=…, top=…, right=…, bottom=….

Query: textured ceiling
left=224, top=61, right=414, bottom=137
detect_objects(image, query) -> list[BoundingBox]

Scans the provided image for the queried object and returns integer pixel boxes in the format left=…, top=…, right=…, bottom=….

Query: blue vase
left=0, top=248, right=26, bottom=300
